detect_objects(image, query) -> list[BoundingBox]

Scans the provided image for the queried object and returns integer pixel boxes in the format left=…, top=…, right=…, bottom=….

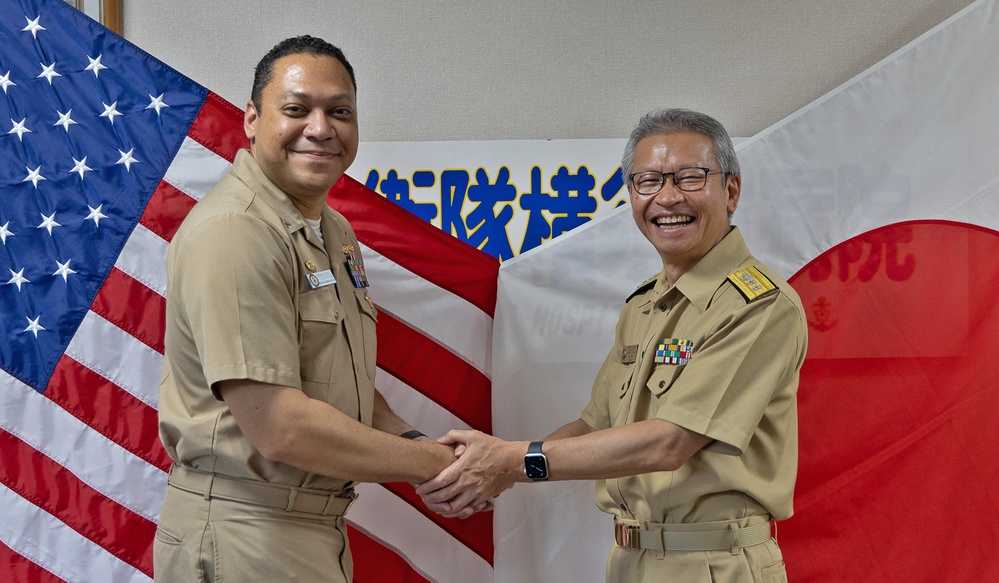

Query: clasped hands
left=416, top=429, right=526, bottom=519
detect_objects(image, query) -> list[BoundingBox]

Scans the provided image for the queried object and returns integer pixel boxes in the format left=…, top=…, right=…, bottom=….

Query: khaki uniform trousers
left=154, top=481, right=352, bottom=582
left=607, top=515, right=787, bottom=583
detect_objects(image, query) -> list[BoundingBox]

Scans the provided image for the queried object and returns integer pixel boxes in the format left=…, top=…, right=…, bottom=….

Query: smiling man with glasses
left=418, top=108, right=807, bottom=582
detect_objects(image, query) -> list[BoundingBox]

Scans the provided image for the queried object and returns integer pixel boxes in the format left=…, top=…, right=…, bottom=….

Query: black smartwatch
left=524, top=441, right=549, bottom=481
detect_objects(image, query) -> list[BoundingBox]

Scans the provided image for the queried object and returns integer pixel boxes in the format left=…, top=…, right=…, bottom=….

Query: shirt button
left=659, top=380, right=666, bottom=388
left=658, top=303, right=667, bottom=312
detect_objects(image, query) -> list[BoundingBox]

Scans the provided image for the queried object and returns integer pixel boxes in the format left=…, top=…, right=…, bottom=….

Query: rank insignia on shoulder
left=654, top=338, right=693, bottom=365
left=626, top=274, right=658, bottom=303
left=727, top=266, right=777, bottom=302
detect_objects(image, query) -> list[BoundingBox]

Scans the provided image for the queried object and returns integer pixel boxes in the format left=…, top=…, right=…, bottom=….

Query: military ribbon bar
left=654, top=338, right=693, bottom=365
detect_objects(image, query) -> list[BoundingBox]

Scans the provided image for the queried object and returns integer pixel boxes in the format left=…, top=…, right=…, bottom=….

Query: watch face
left=525, top=454, right=548, bottom=480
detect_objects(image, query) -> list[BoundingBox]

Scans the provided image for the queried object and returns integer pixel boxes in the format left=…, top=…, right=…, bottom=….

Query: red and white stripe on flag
left=0, top=1, right=498, bottom=580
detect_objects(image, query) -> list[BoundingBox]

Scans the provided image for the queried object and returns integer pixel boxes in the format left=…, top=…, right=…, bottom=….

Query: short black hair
left=251, top=35, right=356, bottom=110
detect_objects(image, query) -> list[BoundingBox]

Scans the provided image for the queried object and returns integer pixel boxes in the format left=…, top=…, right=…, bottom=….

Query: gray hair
left=620, top=108, right=740, bottom=180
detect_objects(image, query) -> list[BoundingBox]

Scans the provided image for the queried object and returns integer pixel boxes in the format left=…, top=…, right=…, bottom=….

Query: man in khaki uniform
left=154, top=36, right=455, bottom=582
left=418, top=109, right=807, bottom=582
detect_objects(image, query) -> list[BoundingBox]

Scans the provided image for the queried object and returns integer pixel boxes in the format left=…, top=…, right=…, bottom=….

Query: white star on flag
left=85, top=204, right=108, bottom=226
left=100, top=101, right=122, bottom=124
left=0, top=70, right=16, bottom=93
left=70, top=157, right=93, bottom=180
left=0, top=221, right=13, bottom=244
left=23, top=165, right=46, bottom=188
left=23, top=315, right=45, bottom=338
left=22, top=15, right=45, bottom=38
left=53, top=260, right=76, bottom=282
left=85, top=54, right=107, bottom=77
left=147, top=93, right=169, bottom=115
left=37, top=212, right=61, bottom=235
left=7, top=268, right=30, bottom=291
left=116, top=148, right=138, bottom=171
left=38, top=62, right=60, bottom=84
left=55, top=109, right=78, bottom=131
left=9, top=117, right=31, bottom=141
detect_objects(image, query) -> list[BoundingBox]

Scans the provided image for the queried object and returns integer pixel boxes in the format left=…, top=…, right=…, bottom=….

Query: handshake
left=414, top=429, right=541, bottom=519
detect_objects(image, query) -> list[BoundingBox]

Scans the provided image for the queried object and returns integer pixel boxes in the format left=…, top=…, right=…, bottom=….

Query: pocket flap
left=299, top=288, right=344, bottom=324
left=645, top=364, right=684, bottom=397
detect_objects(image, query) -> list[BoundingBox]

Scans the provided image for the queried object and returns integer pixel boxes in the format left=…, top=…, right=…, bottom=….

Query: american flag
left=0, top=0, right=497, bottom=580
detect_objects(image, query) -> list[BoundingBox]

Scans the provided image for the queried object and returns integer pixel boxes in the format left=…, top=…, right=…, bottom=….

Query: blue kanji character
left=519, top=166, right=553, bottom=254
left=363, top=169, right=380, bottom=191
left=602, top=167, right=626, bottom=206
left=548, top=165, right=597, bottom=237
left=373, top=169, right=438, bottom=223
left=466, top=168, right=515, bottom=260
left=440, top=169, right=471, bottom=242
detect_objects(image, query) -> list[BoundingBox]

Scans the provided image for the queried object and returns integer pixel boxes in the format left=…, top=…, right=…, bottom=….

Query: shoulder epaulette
left=727, top=266, right=778, bottom=302
left=625, top=274, right=658, bottom=303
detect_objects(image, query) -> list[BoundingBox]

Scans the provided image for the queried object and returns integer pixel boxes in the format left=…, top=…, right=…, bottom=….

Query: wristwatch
left=524, top=441, right=549, bottom=481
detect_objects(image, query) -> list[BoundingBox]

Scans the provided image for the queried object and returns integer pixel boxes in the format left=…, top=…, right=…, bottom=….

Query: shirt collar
left=671, top=226, right=752, bottom=312
left=230, top=149, right=308, bottom=235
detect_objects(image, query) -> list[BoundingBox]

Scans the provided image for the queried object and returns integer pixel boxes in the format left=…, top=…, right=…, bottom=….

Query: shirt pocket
left=298, top=287, right=344, bottom=383
left=645, top=363, right=684, bottom=398
left=602, top=361, right=636, bottom=398
left=599, top=361, right=636, bottom=423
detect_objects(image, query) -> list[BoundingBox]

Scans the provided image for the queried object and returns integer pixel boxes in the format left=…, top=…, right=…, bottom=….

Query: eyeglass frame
left=626, top=167, right=726, bottom=196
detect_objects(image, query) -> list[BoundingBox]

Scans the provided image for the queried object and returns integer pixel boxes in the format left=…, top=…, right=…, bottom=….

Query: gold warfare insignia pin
left=342, top=244, right=355, bottom=255
left=364, top=293, right=375, bottom=310
left=305, top=260, right=316, bottom=271
left=727, top=267, right=777, bottom=302
left=621, top=344, right=638, bottom=364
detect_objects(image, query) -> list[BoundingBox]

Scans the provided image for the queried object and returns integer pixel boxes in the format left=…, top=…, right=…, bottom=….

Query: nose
left=303, top=110, right=333, bottom=140
left=653, top=181, right=685, bottom=206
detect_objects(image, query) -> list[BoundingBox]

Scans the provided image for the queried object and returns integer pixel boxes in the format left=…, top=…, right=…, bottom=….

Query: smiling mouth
left=296, top=151, right=334, bottom=158
left=653, top=215, right=694, bottom=227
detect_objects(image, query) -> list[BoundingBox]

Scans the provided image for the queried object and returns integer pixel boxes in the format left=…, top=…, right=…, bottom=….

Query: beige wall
left=124, top=0, right=973, bottom=141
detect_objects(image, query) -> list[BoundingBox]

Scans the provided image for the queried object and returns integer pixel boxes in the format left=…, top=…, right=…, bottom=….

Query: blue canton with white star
left=0, top=0, right=206, bottom=390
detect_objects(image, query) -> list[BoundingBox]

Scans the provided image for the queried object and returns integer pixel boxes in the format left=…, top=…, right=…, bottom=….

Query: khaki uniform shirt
left=158, top=150, right=377, bottom=492
left=581, top=227, right=807, bottom=525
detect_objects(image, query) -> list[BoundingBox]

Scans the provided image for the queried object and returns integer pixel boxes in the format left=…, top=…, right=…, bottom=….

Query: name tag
left=306, top=269, right=336, bottom=289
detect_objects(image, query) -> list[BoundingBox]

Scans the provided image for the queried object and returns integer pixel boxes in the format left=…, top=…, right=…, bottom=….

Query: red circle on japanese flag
left=783, top=220, right=999, bottom=581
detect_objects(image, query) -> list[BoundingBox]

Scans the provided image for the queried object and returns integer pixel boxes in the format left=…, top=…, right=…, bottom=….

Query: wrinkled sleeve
left=658, top=291, right=806, bottom=455
left=172, top=212, right=302, bottom=397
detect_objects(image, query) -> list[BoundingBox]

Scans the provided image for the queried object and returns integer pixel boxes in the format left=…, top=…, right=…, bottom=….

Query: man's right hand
left=416, top=430, right=524, bottom=518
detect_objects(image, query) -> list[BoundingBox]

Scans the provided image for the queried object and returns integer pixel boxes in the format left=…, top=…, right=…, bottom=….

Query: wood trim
left=101, top=0, right=122, bottom=35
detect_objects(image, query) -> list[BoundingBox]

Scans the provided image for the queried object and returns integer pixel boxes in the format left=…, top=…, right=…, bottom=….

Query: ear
left=725, top=174, right=741, bottom=214
left=244, top=100, right=258, bottom=144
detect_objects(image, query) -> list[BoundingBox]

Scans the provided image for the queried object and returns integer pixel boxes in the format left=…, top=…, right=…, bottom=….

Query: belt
left=614, top=516, right=772, bottom=553
left=167, top=464, right=357, bottom=516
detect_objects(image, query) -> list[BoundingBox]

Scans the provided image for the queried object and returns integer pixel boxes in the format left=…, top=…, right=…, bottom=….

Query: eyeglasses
left=627, top=167, right=722, bottom=195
